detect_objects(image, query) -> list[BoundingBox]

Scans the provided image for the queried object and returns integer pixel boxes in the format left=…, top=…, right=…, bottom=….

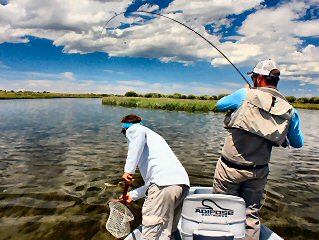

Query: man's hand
left=120, top=193, right=133, bottom=204
left=122, top=172, right=134, bottom=185
left=244, top=84, right=250, bottom=89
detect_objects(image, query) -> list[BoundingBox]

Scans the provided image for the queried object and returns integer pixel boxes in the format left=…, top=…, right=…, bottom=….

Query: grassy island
left=102, top=96, right=218, bottom=112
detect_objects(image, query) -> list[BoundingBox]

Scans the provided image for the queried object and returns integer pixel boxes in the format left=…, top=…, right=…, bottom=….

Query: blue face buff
left=122, top=123, right=134, bottom=129
left=121, top=122, right=143, bottom=135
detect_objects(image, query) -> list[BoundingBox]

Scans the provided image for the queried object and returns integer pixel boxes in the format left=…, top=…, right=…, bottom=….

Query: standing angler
left=120, top=114, right=190, bottom=240
left=213, top=59, right=304, bottom=240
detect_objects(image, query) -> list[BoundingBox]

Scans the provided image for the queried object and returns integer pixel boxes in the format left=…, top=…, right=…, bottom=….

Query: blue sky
left=0, top=0, right=318, bottom=97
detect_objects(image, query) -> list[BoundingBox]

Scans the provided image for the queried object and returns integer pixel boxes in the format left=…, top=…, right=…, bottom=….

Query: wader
left=214, top=87, right=293, bottom=240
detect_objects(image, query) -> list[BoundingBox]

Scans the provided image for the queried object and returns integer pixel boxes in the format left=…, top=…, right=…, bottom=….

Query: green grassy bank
left=102, top=96, right=218, bottom=112
left=291, top=103, right=319, bottom=110
left=102, top=96, right=319, bottom=112
left=0, top=91, right=106, bottom=99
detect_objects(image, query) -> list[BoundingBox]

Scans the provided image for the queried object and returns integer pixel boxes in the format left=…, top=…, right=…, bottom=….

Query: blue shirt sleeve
left=287, top=109, right=304, bottom=148
left=216, top=88, right=247, bottom=112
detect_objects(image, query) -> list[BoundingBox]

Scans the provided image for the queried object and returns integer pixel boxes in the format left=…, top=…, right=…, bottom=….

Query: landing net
left=106, top=201, right=134, bottom=238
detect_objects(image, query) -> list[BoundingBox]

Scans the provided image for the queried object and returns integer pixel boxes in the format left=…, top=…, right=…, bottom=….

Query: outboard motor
left=180, top=187, right=246, bottom=240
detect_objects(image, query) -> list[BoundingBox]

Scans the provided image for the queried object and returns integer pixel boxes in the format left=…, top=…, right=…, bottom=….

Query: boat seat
left=180, top=187, right=246, bottom=240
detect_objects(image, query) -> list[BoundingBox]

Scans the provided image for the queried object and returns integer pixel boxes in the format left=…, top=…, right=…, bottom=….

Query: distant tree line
left=0, top=90, right=52, bottom=93
left=285, top=96, right=319, bottom=104
left=124, top=91, right=229, bottom=100
left=1, top=90, right=318, bottom=103
left=124, top=91, right=319, bottom=103
left=0, top=90, right=111, bottom=97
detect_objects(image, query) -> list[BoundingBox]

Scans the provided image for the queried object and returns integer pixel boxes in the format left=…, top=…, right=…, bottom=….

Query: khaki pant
left=213, top=158, right=269, bottom=240
left=141, top=184, right=189, bottom=240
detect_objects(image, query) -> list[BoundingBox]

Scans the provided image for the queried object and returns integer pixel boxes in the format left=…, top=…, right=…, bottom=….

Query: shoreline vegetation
left=103, top=96, right=218, bottom=112
left=102, top=96, right=319, bottom=111
left=1, top=90, right=318, bottom=111
left=0, top=90, right=107, bottom=99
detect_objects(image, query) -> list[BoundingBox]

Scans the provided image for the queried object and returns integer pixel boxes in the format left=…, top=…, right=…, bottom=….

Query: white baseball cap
left=248, top=59, right=280, bottom=77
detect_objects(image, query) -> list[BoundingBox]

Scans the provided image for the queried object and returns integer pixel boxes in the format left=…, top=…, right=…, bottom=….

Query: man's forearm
left=129, top=184, right=148, bottom=201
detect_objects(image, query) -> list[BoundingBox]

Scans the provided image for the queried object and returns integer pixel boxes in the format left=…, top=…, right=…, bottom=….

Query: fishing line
left=103, top=10, right=251, bottom=86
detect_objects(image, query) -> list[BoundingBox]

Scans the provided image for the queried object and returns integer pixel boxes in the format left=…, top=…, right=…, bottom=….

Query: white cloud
left=117, top=80, right=145, bottom=86
left=27, top=71, right=76, bottom=81
left=0, top=78, right=234, bottom=95
left=0, top=0, right=262, bottom=59
left=0, top=0, right=318, bottom=87
left=235, top=0, right=319, bottom=84
left=222, top=82, right=244, bottom=88
left=0, top=0, right=133, bottom=48
left=281, top=75, right=319, bottom=85
left=104, top=69, right=125, bottom=75
left=292, top=19, right=319, bottom=37
left=166, top=0, right=261, bottom=22
left=0, top=25, right=29, bottom=43
left=103, top=69, right=126, bottom=75
left=0, top=70, right=76, bottom=82
left=62, top=72, right=76, bottom=80
left=137, top=3, right=159, bottom=12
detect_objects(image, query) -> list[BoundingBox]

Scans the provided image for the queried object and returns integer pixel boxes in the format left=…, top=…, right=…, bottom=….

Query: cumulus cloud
left=0, top=78, right=233, bottom=95
left=0, top=0, right=133, bottom=46
left=0, top=0, right=262, bottom=58
left=0, top=0, right=318, bottom=86
left=166, top=0, right=261, bottom=23
left=137, top=3, right=159, bottom=12
left=235, top=0, right=319, bottom=84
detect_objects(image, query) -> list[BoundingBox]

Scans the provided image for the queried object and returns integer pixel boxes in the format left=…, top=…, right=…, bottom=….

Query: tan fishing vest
left=225, top=87, right=294, bottom=146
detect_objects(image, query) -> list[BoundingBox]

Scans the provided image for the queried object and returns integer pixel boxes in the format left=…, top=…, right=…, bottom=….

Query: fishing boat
left=124, top=186, right=283, bottom=240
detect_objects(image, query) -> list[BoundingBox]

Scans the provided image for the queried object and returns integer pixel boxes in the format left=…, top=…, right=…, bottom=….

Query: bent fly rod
left=103, top=10, right=251, bottom=86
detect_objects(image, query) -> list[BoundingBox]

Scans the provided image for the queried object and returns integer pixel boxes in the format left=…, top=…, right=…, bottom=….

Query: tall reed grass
left=102, top=97, right=218, bottom=112
left=102, top=96, right=319, bottom=112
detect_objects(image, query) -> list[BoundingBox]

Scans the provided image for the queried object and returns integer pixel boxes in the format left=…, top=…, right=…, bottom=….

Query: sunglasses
left=251, top=73, right=259, bottom=81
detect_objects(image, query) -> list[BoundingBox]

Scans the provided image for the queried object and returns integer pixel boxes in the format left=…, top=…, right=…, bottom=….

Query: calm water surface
left=0, top=98, right=318, bottom=240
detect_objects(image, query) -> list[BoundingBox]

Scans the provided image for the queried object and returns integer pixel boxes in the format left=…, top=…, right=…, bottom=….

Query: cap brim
left=247, top=71, right=253, bottom=75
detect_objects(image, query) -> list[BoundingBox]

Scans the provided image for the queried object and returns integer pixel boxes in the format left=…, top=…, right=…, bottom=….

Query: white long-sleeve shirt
left=124, top=124, right=190, bottom=201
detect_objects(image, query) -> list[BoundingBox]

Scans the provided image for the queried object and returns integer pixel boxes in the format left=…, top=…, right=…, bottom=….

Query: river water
left=0, top=98, right=318, bottom=240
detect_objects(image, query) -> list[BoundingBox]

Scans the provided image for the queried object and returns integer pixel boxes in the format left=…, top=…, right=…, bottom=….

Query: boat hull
left=124, top=224, right=282, bottom=240
left=124, top=186, right=283, bottom=240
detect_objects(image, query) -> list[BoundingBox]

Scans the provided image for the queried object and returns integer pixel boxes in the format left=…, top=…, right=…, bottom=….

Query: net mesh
left=106, top=201, right=134, bottom=238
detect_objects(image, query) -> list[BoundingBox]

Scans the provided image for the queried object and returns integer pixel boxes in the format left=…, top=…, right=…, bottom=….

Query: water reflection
left=0, top=99, right=318, bottom=239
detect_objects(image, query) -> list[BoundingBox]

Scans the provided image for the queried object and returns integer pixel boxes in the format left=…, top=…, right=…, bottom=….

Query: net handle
left=122, top=183, right=130, bottom=206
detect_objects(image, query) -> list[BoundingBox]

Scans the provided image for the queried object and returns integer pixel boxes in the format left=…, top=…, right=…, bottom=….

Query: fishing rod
left=103, top=10, right=251, bottom=86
